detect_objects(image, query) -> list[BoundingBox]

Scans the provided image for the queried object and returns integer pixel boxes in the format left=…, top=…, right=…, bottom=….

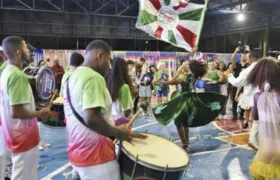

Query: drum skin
left=24, top=66, right=56, bottom=101
left=118, top=133, right=189, bottom=180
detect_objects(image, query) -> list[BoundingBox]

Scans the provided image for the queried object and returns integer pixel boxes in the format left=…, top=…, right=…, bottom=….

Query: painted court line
left=40, top=163, right=71, bottom=180
left=212, top=122, right=235, bottom=135
left=190, top=146, right=240, bottom=156
left=132, top=121, right=158, bottom=130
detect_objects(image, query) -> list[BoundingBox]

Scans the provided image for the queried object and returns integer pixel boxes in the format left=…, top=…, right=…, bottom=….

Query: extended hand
left=117, top=127, right=147, bottom=143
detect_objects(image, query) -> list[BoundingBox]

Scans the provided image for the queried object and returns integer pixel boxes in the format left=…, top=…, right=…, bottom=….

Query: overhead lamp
left=237, top=13, right=245, bottom=21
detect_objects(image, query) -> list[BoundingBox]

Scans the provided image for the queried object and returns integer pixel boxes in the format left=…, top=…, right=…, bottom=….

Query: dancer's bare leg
left=183, top=126, right=190, bottom=147
left=177, top=126, right=188, bottom=149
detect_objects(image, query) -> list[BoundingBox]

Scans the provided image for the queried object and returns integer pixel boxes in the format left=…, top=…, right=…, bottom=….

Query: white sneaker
left=39, top=142, right=51, bottom=148
left=38, top=146, right=44, bottom=151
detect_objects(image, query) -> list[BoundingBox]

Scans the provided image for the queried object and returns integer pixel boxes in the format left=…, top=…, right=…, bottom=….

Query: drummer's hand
left=38, top=107, right=50, bottom=119
left=117, top=127, right=147, bottom=143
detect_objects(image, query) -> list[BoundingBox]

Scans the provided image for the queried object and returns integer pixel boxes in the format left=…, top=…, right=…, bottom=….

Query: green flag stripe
left=168, top=30, right=177, bottom=45
left=164, top=0, right=171, bottom=6
left=136, top=10, right=158, bottom=26
left=179, top=8, right=203, bottom=21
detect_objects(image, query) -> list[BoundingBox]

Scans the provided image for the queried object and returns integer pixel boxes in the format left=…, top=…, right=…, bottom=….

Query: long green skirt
left=152, top=90, right=227, bottom=128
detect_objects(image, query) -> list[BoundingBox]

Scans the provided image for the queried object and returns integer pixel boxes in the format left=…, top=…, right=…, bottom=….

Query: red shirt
left=52, top=65, right=64, bottom=84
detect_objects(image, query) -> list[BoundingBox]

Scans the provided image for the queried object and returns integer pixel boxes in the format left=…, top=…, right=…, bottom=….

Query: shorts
left=156, top=89, right=168, bottom=97
left=139, top=85, right=152, bottom=98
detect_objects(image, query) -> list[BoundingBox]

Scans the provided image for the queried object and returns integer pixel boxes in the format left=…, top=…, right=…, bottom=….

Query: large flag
left=136, top=0, right=208, bottom=52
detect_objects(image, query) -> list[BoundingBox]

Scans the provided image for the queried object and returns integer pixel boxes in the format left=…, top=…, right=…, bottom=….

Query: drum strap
left=66, top=78, right=88, bottom=127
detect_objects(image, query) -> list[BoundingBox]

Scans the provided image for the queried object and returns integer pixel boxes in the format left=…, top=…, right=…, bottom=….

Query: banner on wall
left=125, top=51, right=144, bottom=62
left=143, top=51, right=160, bottom=66
left=113, top=51, right=126, bottom=59
left=42, top=49, right=239, bottom=70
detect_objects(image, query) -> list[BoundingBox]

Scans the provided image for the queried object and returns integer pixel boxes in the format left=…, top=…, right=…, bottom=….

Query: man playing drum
left=63, top=40, right=146, bottom=180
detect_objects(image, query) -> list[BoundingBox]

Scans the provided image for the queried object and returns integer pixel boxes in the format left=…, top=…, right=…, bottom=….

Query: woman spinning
left=153, top=49, right=227, bottom=151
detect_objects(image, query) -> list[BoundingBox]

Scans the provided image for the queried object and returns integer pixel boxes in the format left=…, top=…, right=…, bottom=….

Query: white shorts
left=73, top=160, right=121, bottom=180
left=220, top=84, right=228, bottom=96
left=139, top=86, right=152, bottom=98
left=11, top=145, right=39, bottom=180
left=0, top=127, right=6, bottom=180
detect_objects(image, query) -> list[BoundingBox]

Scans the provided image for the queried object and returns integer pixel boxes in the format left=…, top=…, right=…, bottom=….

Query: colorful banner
left=125, top=51, right=144, bottom=62
left=113, top=51, right=126, bottom=59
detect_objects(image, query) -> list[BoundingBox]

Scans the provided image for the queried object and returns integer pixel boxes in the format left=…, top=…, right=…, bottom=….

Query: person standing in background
left=133, top=58, right=146, bottom=113
left=230, top=47, right=249, bottom=120
left=52, top=59, right=64, bottom=92
left=153, top=62, right=169, bottom=105
left=217, top=62, right=228, bottom=119
left=60, top=53, right=84, bottom=97
left=1, top=36, right=50, bottom=180
left=126, top=60, right=138, bottom=99
left=107, top=58, right=134, bottom=126
left=227, top=50, right=262, bottom=151
left=139, top=65, right=156, bottom=116
left=203, top=61, right=224, bottom=93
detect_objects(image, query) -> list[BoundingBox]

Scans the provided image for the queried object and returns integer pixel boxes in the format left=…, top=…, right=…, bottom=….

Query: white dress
left=228, top=62, right=259, bottom=110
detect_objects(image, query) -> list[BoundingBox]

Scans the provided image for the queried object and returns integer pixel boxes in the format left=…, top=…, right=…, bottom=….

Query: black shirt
left=140, top=73, right=153, bottom=86
left=234, top=62, right=250, bottom=78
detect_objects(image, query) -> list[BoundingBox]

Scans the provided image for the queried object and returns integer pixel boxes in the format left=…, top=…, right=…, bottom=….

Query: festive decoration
left=136, top=0, right=208, bottom=52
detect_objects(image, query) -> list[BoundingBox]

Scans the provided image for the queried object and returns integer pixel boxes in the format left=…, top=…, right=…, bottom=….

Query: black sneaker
left=233, top=116, right=238, bottom=121
left=242, top=123, right=249, bottom=129
left=240, top=116, right=245, bottom=120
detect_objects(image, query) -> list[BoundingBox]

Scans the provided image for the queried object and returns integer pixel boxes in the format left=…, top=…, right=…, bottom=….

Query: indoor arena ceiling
left=0, top=0, right=280, bottom=18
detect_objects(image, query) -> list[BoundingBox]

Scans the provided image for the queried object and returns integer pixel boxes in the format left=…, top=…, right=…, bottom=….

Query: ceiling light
left=237, top=13, right=245, bottom=21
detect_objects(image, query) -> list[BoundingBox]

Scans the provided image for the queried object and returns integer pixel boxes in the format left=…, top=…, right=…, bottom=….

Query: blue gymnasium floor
left=37, top=115, right=256, bottom=180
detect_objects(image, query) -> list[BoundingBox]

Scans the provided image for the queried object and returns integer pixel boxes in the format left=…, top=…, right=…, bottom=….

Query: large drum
left=24, top=66, right=56, bottom=101
left=118, top=133, right=189, bottom=180
left=43, top=97, right=65, bottom=127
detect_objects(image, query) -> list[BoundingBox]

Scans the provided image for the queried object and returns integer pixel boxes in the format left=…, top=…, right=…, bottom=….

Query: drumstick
left=47, top=89, right=58, bottom=109
left=113, top=101, right=149, bottom=144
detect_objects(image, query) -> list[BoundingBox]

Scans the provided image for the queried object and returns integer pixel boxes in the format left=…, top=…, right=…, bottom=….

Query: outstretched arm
left=158, top=76, right=184, bottom=86
left=231, top=47, right=239, bottom=68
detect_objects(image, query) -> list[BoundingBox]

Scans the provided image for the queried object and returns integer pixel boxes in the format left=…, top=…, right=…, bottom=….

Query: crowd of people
left=0, top=36, right=279, bottom=180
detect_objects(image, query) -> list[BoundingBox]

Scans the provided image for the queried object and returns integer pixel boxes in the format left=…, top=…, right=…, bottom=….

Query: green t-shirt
left=66, top=65, right=70, bottom=72
left=154, top=70, right=169, bottom=91
left=60, top=71, right=72, bottom=97
left=63, top=67, right=113, bottom=124
left=2, top=65, right=30, bottom=105
left=0, top=61, right=8, bottom=77
left=119, top=84, right=133, bottom=111
left=112, top=83, right=133, bottom=119
left=0, top=65, right=40, bottom=152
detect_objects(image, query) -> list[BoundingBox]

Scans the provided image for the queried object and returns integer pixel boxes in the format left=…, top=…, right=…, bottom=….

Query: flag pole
left=195, top=0, right=209, bottom=46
